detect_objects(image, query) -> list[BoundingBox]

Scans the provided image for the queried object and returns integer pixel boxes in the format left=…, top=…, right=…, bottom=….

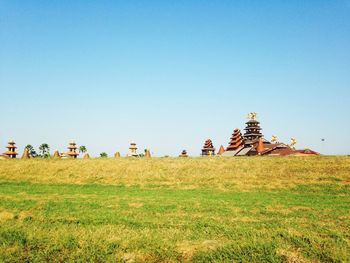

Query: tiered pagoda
left=127, top=142, right=138, bottom=157
left=3, top=140, right=18, bottom=159
left=179, top=150, right=188, bottom=157
left=226, top=129, right=244, bottom=151
left=201, top=139, right=215, bottom=156
left=243, top=113, right=263, bottom=145
left=222, top=112, right=319, bottom=156
left=67, top=141, right=79, bottom=158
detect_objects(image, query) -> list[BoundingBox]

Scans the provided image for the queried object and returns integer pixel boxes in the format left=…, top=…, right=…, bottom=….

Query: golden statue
left=290, top=138, right=297, bottom=147
left=246, top=112, right=257, bottom=120
left=271, top=135, right=278, bottom=143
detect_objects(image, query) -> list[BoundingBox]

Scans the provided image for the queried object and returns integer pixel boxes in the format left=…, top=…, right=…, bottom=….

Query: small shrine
left=127, top=142, right=138, bottom=157
left=3, top=140, right=18, bottom=159
left=179, top=150, right=188, bottom=157
left=67, top=141, right=79, bottom=158
left=21, top=148, right=30, bottom=159
left=217, top=145, right=225, bottom=155
left=201, top=139, right=215, bottom=156
left=53, top=150, right=61, bottom=158
left=145, top=149, right=151, bottom=158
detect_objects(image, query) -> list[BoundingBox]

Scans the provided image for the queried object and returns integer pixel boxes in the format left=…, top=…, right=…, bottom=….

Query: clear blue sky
left=1, top=1, right=349, bottom=156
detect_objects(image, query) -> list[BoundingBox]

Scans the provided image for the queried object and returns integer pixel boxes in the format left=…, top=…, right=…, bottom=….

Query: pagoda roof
left=244, top=127, right=262, bottom=130
left=202, top=147, right=215, bottom=151
left=259, top=143, right=294, bottom=156
left=229, top=137, right=242, bottom=142
left=243, top=134, right=263, bottom=138
left=68, top=145, right=77, bottom=149
left=67, top=152, right=79, bottom=156
left=245, top=120, right=260, bottom=124
left=3, top=151, right=18, bottom=155
left=6, top=145, right=17, bottom=148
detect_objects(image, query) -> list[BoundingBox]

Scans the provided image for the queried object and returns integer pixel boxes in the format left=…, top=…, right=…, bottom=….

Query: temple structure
left=127, top=142, right=138, bottom=157
left=67, top=141, right=79, bottom=158
left=243, top=120, right=263, bottom=145
left=226, top=129, right=244, bottom=151
left=222, top=112, right=319, bottom=156
left=3, top=140, right=18, bottom=159
left=201, top=139, right=215, bottom=156
left=179, top=150, right=188, bottom=157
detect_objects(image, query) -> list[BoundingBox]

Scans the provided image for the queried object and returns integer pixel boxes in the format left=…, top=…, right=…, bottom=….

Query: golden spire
left=246, top=112, right=257, bottom=120
left=290, top=138, right=297, bottom=147
left=271, top=135, right=278, bottom=143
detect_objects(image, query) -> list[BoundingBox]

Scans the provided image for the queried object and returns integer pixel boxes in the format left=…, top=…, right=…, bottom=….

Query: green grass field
left=0, top=157, right=349, bottom=262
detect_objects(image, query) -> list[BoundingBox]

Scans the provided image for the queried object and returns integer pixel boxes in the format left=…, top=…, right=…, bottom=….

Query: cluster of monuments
left=200, top=112, right=319, bottom=157
left=0, top=141, right=151, bottom=160
left=0, top=113, right=318, bottom=159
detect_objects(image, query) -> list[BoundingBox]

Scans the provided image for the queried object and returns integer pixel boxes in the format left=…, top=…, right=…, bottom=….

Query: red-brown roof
left=3, top=151, right=18, bottom=155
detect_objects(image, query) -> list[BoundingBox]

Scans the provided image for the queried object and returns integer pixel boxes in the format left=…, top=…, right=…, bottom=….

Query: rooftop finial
left=246, top=112, right=257, bottom=120
left=271, top=135, right=278, bottom=143
left=290, top=138, right=297, bottom=147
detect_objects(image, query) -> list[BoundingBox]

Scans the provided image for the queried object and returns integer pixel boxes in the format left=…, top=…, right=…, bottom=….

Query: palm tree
left=39, top=143, right=50, bottom=158
left=79, top=146, right=87, bottom=156
left=100, top=152, right=108, bottom=158
left=25, top=145, right=37, bottom=157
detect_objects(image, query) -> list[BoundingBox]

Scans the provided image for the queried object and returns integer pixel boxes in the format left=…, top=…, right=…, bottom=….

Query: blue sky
left=1, top=1, right=349, bottom=156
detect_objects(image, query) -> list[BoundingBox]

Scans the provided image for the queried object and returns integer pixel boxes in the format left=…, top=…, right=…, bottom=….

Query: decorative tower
left=67, top=141, right=79, bottom=158
left=201, top=139, right=215, bottom=156
left=127, top=142, right=138, bottom=157
left=217, top=145, right=225, bottom=155
left=226, top=129, right=244, bottom=151
left=21, top=148, right=30, bottom=159
left=243, top=112, right=263, bottom=145
left=179, top=150, right=188, bottom=157
left=3, top=140, right=18, bottom=158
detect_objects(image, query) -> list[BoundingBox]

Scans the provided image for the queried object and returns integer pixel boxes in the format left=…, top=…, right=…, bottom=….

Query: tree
left=25, top=145, right=38, bottom=157
left=79, top=146, right=87, bottom=156
left=39, top=143, right=50, bottom=158
left=100, top=152, right=108, bottom=158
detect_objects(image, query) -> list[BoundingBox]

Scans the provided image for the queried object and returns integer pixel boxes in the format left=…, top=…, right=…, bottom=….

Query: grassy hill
left=0, top=157, right=349, bottom=262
